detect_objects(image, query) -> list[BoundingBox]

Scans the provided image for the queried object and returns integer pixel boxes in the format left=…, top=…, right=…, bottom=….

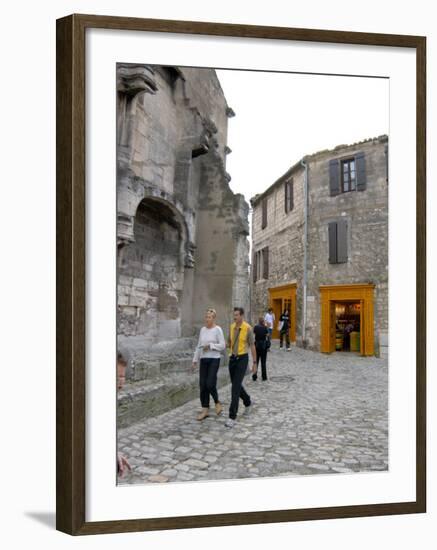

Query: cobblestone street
left=118, top=345, right=388, bottom=485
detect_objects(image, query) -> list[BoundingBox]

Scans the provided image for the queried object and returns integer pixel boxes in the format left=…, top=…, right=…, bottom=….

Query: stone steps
left=117, top=362, right=230, bottom=428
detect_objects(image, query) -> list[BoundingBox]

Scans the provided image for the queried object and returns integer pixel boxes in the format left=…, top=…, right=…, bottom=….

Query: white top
left=193, top=325, right=226, bottom=363
left=264, top=312, right=275, bottom=328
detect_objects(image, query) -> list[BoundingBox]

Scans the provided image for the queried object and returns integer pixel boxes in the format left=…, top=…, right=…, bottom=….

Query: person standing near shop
left=264, top=307, right=275, bottom=343
left=279, top=308, right=291, bottom=351
left=225, top=307, right=257, bottom=428
left=192, top=308, right=226, bottom=421
left=253, top=317, right=269, bottom=381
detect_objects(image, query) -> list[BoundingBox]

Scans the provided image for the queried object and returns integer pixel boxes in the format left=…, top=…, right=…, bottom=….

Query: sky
left=216, top=69, right=389, bottom=203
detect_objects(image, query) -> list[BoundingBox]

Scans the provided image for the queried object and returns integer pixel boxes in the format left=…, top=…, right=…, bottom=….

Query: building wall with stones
left=116, top=64, right=249, bottom=425
left=251, top=165, right=305, bottom=327
left=251, top=136, right=388, bottom=357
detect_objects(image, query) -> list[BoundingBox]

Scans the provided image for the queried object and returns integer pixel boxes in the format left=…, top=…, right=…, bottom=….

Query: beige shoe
left=197, top=407, right=209, bottom=421
left=215, top=401, right=223, bottom=416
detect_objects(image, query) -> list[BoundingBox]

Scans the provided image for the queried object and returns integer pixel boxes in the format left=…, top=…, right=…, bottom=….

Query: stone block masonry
left=251, top=136, right=388, bottom=356
left=117, top=65, right=250, bottom=425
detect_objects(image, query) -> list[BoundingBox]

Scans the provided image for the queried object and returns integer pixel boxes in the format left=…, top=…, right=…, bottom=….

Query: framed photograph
left=56, top=13, right=426, bottom=535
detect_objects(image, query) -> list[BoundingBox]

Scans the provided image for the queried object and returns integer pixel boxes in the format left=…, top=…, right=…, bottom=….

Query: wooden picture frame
left=56, top=13, right=426, bottom=535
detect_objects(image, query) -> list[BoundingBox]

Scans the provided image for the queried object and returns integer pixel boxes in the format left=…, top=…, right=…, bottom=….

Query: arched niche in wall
left=117, top=197, right=188, bottom=340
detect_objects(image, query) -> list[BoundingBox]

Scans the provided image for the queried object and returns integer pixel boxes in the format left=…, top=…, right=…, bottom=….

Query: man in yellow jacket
left=225, top=307, right=257, bottom=428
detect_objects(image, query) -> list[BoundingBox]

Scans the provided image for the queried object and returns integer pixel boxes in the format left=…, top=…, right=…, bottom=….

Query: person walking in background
left=192, top=308, right=226, bottom=421
left=264, top=307, right=275, bottom=344
left=225, top=307, right=257, bottom=428
left=279, top=308, right=291, bottom=351
left=253, top=317, right=269, bottom=381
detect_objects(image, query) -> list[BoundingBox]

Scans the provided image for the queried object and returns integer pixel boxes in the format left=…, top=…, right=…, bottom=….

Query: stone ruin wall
left=116, top=64, right=249, bottom=425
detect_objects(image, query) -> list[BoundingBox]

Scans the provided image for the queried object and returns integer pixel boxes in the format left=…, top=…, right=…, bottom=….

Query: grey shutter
left=262, top=198, right=267, bottom=228
left=253, top=252, right=258, bottom=282
left=355, top=152, right=366, bottom=191
left=284, top=182, right=289, bottom=213
left=290, top=179, right=294, bottom=210
left=329, top=159, right=340, bottom=196
left=263, top=247, right=269, bottom=279
left=337, top=219, right=348, bottom=263
left=328, top=222, right=337, bottom=263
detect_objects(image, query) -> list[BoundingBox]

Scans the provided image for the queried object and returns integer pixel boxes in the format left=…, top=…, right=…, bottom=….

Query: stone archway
left=117, top=197, right=187, bottom=340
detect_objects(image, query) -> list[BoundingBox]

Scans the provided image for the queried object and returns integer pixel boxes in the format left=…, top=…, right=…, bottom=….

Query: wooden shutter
left=253, top=252, right=258, bottom=282
left=284, top=180, right=294, bottom=213
left=284, top=182, right=289, bottom=213
left=337, top=219, right=348, bottom=263
left=355, top=152, right=366, bottom=191
left=328, top=222, right=337, bottom=263
left=329, top=159, right=340, bottom=196
left=263, top=247, right=269, bottom=279
left=261, top=198, right=267, bottom=228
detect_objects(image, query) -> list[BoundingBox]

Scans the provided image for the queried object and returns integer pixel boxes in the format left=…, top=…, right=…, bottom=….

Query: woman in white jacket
left=192, top=308, right=226, bottom=421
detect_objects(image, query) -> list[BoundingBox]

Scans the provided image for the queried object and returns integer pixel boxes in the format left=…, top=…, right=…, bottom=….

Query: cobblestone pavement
left=118, top=345, right=388, bottom=485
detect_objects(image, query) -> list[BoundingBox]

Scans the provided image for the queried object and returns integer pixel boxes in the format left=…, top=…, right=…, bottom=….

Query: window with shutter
left=355, top=152, right=366, bottom=191
left=284, top=181, right=288, bottom=213
left=331, top=153, right=366, bottom=195
left=253, top=252, right=258, bottom=282
left=261, top=198, right=268, bottom=229
left=341, top=158, right=356, bottom=192
left=337, top=219, right=348, bottom=263
left=262, top=247, right=269, bottom=279
left=328, top=222, right=337, bottom=264
left=328, top=220, right=348, bottom=264
left=284, top=179, right=294, bottom=213
left=329, top=159, right=340, bottom=196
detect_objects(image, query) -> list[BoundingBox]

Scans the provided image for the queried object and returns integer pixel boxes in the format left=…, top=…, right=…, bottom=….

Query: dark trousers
left=228, top=354, right=251, bottom=419
left=254, top=344, right=268, bottom=380
left=199, top=357, right=220, bottom=408
left=280, top=329, right=290, bottom=348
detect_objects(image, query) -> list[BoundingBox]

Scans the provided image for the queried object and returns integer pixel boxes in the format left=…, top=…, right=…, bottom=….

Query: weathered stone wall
left=251, top=136, right=388, bottom=356
left=306, top=136, right=388, bottom=355
left=116, top=65, right=250, bottom=423
left=251, top=167, right=305, bottom=334
left=193, top=155, right=250, bottom=335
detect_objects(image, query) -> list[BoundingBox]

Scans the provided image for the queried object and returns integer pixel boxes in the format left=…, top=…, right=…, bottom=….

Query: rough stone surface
left=117, top=345, right=388, bottom=485
left=116, top=65, right=249, bottom=424
left=250, top=136, right=388, bottom=356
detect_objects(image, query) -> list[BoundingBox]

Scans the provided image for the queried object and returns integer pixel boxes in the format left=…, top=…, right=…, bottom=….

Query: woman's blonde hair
left=206, top=308, right=217, bottom=318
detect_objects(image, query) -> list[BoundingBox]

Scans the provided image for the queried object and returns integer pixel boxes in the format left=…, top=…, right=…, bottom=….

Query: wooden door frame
left=268, top=283, right=297, bottom=342
left=320, top=283, right=375, bottom=355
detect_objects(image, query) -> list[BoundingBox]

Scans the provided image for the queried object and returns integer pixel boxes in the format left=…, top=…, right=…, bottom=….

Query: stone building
left=116, top=64, right=250, bottom=425
left=251, top=136, right=388, bottom=358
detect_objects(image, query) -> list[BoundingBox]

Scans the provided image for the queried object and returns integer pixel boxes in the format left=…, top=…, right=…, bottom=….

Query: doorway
left=320, top=284, right=374, bottom=356
left=332, top=301, right=361, bottom=352
left=268, top=284, right=297, bottom=341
